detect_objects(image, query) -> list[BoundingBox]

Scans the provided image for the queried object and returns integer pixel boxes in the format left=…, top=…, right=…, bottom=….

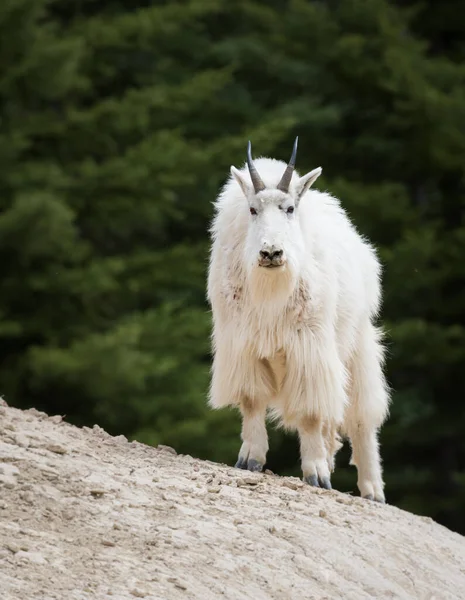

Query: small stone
left=237, top=476, right=260, bottom=486
left=0, top=464, right=20, bottom=477
left=15, top=551, right=47, bottom=565
left=175, top=583, right=187, bottom=591
left=40, top=467, right=59, bottom=480
left=92, top=424, right=110, bottom=437
left=46, top=444, right=67, bottom=455
left=25, top=408, right=47, bottom=419
left=15, top=434, right=29, bottom=448
left=157, top=444, right=177, bottom=456
left=131, top=439, right=144, bottom=447
left=113, top=523, right=122, bottom=531
left=319, top=509, right=327, bottom=518
left=421, top=516, right=433, bottom=524
left=90, top=489, right=106, bottom=498
left=19, top=491, right=34, bottom=504
left=0, top=501, right=8, bottom=510
left=264, top=469, right=274, bottom=475
left=207, top=486, right=221, bottom=494
left=282, top=480, right=303, bottom=491
left=2, top=479, right=16, bottom=489
left=130, top=589, right=147, bottom=598
left=102, top=540, right=115, bottom=547
left=49, top=415, right=63, bottom=424
left=336, top=496, right=351, bottom=505
left=7, top=543, right=20, bottom=554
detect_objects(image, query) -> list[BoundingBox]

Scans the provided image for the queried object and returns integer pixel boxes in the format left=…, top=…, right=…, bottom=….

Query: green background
left=2, top=0, right=465, bottom=533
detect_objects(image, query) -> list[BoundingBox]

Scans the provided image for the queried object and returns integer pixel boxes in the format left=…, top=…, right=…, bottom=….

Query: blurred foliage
left=1, top=0, right=465, bottom=533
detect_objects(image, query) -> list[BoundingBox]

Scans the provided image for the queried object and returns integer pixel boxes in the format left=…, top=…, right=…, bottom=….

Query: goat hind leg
left=346, top=322, right=389, bottom=502
left=349, top=426, right=385, bottom=502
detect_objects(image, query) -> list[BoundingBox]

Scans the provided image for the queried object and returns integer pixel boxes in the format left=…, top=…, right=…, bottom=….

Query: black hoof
left=319, top=477, right=332, bottom=490
left=235, top=457, right=248, bottom=470
left=247, top=459, right=263, bottom=472
left=235, top=457, right=263, bottom=472
left=305, top=474, right=320, bottom=487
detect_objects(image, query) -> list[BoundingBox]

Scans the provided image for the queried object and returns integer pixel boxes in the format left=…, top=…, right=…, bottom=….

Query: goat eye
left=287, top=206, right=295, bottom=214
left=250, top=207, right=257, bottom=216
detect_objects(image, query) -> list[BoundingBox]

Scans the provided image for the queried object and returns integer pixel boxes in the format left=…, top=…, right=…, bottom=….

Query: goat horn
left=247, top=141, right=266, bottom=193
left=277, top=136, right=298, bottom=193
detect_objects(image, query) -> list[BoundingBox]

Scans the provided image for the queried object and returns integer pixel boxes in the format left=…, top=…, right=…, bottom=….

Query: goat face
left=230, top=138, right=322, bottom=305
left=245, top=188, right=300, bottom=272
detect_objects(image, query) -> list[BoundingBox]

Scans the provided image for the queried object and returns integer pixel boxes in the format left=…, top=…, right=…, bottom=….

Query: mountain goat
left=207, top=138, right=390, bottom=502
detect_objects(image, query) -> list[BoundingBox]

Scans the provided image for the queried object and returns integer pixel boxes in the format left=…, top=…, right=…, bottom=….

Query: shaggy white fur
left=207, top=145, right=390, bottom=501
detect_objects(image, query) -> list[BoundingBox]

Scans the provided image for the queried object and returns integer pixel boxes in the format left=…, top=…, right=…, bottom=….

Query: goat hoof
left=304, top=474, right=320, bottom=487
left=235, top=457, right=263, bottom=472
left=235, top=457, right=248, bottom=470
left=247, top=459, right=263, bottom=472
left=319, top=477, right=332, bottom=490
left=362, top=492, right=386, bottom=503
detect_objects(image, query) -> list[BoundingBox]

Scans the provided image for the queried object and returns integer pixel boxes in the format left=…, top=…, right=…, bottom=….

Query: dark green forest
left=1, top=0, right=465, bottom=533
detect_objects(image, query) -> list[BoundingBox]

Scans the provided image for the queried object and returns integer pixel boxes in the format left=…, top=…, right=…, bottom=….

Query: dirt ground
left=1, top=400, right=465, bottom=600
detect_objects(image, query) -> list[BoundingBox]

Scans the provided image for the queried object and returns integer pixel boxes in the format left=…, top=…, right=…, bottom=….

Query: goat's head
left=230, top=137, right=322, bottom=305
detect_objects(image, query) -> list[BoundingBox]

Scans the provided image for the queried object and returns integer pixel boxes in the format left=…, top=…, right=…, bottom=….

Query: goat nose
left=259, top=249, right=283, bottom=261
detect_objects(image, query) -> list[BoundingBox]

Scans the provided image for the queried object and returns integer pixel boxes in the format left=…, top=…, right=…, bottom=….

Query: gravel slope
left=1, top=400, right=464, bottom=600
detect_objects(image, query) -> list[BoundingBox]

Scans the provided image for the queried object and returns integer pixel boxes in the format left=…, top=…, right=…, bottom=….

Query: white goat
left=207, top=138, right=390, bottom=501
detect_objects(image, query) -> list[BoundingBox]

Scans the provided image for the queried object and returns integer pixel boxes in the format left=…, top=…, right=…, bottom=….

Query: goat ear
left=231, top=166, right=251, bottom=197
left=296, top=167, right=322, bottom=200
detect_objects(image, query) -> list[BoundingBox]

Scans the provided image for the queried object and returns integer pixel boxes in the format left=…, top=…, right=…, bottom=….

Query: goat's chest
left=245, top=305, right=317, bottom=360
left=257, top=281, right=317, bottom=328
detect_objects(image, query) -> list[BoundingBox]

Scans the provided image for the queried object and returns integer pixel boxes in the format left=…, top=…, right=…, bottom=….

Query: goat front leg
left=235, top=398, right=268, bottom=472
left=298, top=417, right=332, bottom=489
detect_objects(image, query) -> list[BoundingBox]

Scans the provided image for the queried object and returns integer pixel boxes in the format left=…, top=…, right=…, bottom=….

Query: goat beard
left=247, top=260, right=298, bottom=315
